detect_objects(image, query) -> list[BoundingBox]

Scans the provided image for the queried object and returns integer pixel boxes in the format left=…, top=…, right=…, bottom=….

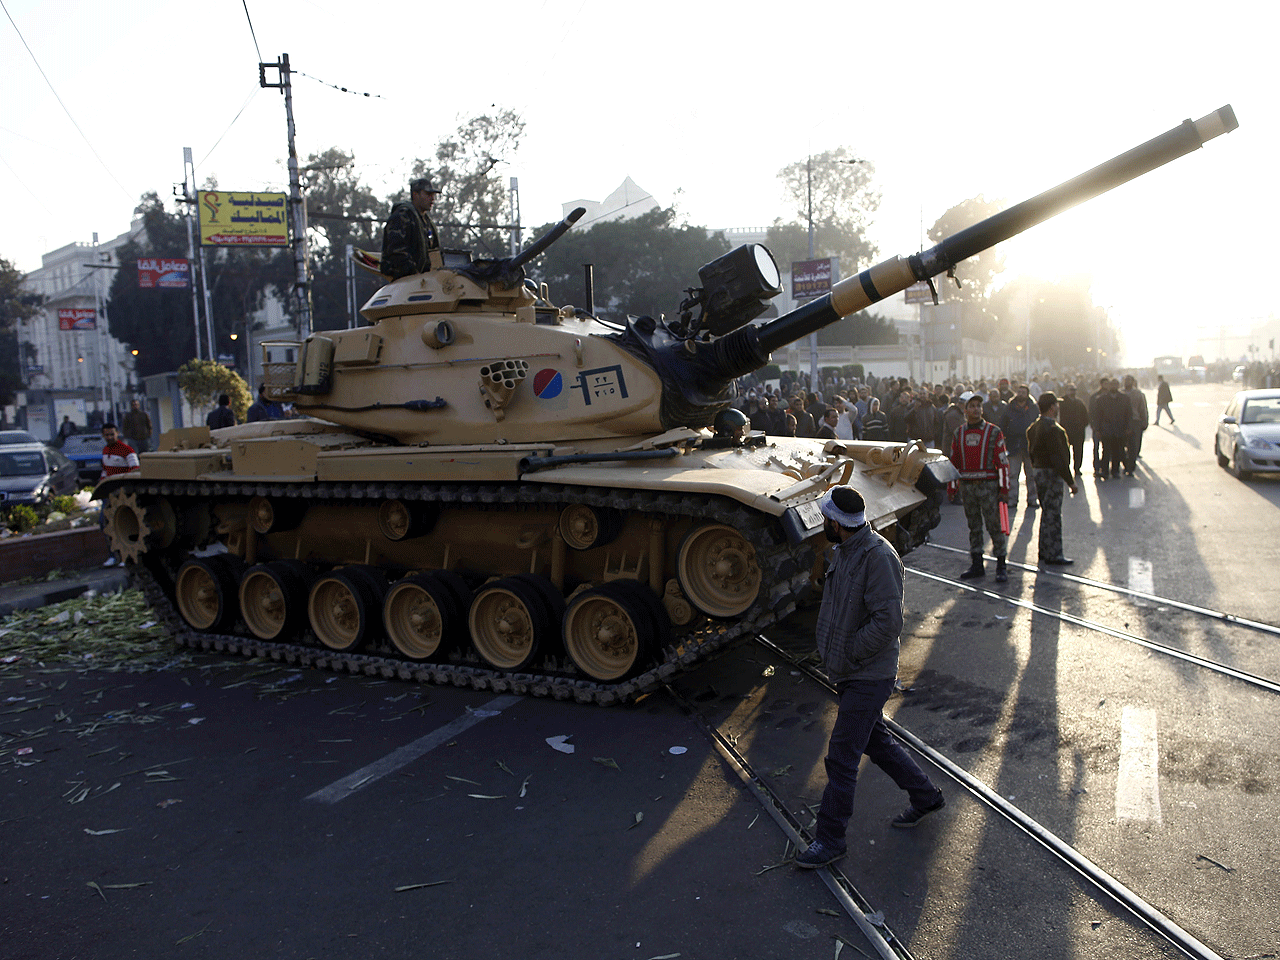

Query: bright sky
left=2, top=0, right=1274, bottom=365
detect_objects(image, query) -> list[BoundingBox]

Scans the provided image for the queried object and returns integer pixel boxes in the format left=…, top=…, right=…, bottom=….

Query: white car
left=1233, top=364, right=1246, bottom=382
left=1216, top=389, right=1280, bottom=480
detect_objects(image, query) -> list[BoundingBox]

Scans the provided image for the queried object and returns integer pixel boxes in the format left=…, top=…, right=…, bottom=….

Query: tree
left=106, top=193, right=292, bottom=376
left=990, top=273, right=1113, bottom=371
left=1, top=256, right=43, bottom=404
left=927, top=196, right=1007, bottom=304
left=300, top=148, right=387, bottom=331
left=768, top=148, right=881, bottom=275
left=814, top=310, right=901, bottom=348
left=527, top=207, right=732, bottom=320
left=177, top=359, right=250, bottom=422
left=406, top=109, right=526, bottom=258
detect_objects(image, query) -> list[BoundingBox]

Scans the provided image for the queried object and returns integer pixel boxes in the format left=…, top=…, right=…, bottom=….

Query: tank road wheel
left=384, top=571, right=471, bottom=660
left=469, top=576, right=557, bottom=671
left=103, top=489, right=176, bottom=564
left=676, top=524, right=762, bottom=619
left=308, top=565, right=387, bottom=652
left=563, top=581, right=668, bottom=681
left=239, top=560, right=312, bottom=641
left=557, top=504, right=624, bottom=550
left=175, top=555, right=242, bottom=632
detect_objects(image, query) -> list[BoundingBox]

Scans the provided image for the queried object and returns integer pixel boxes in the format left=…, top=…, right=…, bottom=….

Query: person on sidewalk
left=949, top=393, right=1011, bottom=583
left=100, top=423, right=139, bottom=478
left=1155, top=375, right=1175, bottom=426
left=1026, top=392, right=1078, bottom=566
left=794, top=486, right=946, bottom=870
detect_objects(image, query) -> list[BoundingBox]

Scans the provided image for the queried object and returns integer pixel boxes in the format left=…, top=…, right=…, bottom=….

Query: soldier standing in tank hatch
left=381, top=177, right=441, bottom=280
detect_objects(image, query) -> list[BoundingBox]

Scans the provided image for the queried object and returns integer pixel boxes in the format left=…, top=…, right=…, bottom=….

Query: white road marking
left=1193, top=402, right=1210, bottom=407
left=1128, top=557, right=1154, bottom=594
left=1116, top=706, right=1162, bottom=824
left=307, top=694, right=522, bottom=803
left=1129, top=488, right=1145, bottom=509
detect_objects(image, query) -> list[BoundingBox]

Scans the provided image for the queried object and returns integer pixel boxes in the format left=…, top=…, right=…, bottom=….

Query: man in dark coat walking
left=793, top=486, right=946, bottom=869
left=1155, top=375, right=1175, bottom=426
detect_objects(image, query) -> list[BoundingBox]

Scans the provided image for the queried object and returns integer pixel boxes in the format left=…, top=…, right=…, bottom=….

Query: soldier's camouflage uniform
left=380, top=201, right=439, bottom=280
left=950, top=419, right=1010, bottom=558
left=1026, top=414, right=1074, bottom=562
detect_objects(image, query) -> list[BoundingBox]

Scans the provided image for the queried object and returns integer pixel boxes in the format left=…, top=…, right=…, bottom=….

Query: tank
left=99, top=106, right=1236, bottom=704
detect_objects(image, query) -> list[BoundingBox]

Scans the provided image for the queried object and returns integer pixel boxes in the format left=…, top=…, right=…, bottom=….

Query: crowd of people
left=729, top=368, right=1159, bottom=481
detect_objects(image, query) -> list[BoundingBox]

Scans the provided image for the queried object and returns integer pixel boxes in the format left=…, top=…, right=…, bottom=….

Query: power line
left=296, top=70, right=384, bottom=100
left=0, top=0, right=133, bottom=202
left=196, top=86, right=261, bottom=171
left=241, top=0, right=263, bottom=62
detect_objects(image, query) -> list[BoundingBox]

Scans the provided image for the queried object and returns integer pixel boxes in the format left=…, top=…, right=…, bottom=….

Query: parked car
left=60, top=433, right=106, bottom=483
left=1233, top=364, right=1247, bottom=382
left=0, top=429, right=40, bottom=446
left=1215, top=389, right=1280, bottom=481
left=0, top=442, right=79, bottom=508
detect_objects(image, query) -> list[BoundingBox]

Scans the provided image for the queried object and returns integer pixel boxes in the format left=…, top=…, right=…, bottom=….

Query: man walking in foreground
left=795, top=486, right=946, bottom=869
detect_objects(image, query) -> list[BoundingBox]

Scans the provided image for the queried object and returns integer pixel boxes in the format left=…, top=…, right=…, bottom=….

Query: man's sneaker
left=892, top=793, right=946, bottom=829
left=794, top=839, right=846, bottom=869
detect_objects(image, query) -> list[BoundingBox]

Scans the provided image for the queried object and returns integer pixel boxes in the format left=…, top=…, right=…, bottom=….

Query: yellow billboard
left=198, top=191, right=289, bottom=246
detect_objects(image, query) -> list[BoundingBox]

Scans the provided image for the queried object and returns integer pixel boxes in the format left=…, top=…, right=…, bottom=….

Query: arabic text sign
left=58, top=308, right=96, bottom=331
left=792, top=257, right=837, bottom=301
left=198, top=191, right=289, bottom=246
left=137, top=258, right=190, bottom=289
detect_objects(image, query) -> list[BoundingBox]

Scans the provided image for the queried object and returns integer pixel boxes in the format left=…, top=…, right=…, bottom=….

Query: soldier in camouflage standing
left=949, top=392, right=1010, bottom=583
left=1026, top=392, right=1077, bottom=565
left=380, top=177, right=440, bottom=280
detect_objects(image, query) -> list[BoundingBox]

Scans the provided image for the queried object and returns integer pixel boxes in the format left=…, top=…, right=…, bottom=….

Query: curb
left=0, top=568, right=133, bottom=618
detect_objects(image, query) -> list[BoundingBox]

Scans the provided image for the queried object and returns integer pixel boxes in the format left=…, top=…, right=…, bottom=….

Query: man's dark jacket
left=381, top=201, right=439, bottom=279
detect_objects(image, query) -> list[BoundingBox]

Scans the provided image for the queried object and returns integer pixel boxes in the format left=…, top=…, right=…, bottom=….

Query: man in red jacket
left=100, top=423, right=139, bottom=477
left=950, top=393, right=1010, bottom=582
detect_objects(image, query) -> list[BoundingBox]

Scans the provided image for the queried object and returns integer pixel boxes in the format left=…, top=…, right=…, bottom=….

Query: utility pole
left=260, top=53, right=312, bottom=340
left=178, top=148, right=205, bottom=359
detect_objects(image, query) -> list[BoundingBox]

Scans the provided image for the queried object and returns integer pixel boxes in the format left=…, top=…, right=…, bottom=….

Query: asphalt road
left=2, top=381, right=1274, bottom=960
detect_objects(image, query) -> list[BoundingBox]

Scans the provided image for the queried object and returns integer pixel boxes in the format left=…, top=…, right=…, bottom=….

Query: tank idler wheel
left=676, top=524, right=762, bottom=619
left=309, top=565, right=387, bottom=652
left=175, top=555, right=243, bottom=632
left=469, top=576, right=559, bottom=671
left=239, top=560, right=312, bottom=641
left=384, top=570, right=471, bottom=660
left=557, top=504, right=625, bottom=550
left=563, top=580, right=669, bottom=681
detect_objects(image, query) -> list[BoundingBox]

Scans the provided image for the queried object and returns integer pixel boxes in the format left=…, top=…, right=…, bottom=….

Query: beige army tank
left=99, top=107, right=1235, bottom=703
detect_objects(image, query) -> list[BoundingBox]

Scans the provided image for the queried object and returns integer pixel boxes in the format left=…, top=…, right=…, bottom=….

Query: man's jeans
left=814, top=676, right=939, bottom=851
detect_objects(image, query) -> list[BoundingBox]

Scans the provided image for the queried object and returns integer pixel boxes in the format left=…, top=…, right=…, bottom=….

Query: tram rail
left=750, top=634, right=1227, bottom=960
left=922, top=543, right=1280, bottom=638
left=902, top=564, right=1280, bottom=697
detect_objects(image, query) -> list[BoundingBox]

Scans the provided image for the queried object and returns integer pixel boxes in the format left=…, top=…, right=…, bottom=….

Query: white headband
left=819, top=489, right=866, bottom=528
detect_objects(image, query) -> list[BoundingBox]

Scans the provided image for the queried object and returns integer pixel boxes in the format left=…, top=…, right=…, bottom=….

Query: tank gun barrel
left=735, top=105, right=1236, bottom=365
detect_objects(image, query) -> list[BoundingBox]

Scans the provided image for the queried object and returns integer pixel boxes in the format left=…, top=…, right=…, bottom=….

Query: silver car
left=1216, top=389, right=1280, bottom=480
left=0, top=442, right=79, bottom=506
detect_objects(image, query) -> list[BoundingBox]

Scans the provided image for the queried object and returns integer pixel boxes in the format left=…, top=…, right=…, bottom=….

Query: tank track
left=124, top=478, right=815, bottom=705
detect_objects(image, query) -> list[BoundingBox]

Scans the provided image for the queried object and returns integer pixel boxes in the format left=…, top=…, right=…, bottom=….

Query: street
left=2, top=381, right=1275, bottom=960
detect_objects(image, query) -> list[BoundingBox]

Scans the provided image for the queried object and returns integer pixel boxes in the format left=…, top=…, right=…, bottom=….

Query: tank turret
left=267, top=106, right=1236, bottom=447
left=98, top=107, right=1236, bottom=703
